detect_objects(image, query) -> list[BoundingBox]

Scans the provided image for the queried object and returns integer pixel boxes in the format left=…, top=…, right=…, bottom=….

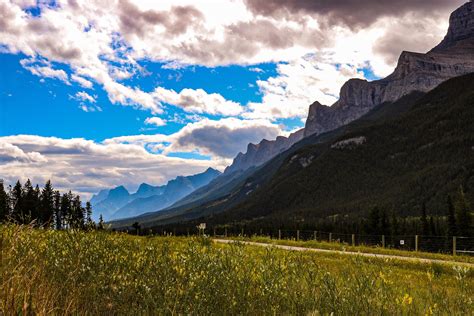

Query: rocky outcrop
left=224, top=129, right=304, bottom=174
left=304, top=1, right=474, bottom=137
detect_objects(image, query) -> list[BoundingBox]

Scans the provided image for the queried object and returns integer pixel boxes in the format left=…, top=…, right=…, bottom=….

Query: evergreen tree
left=455, top=186, right=472, bottom=237
left=368, top=206, right=380, bottom=235
left=98, top=214, right=105, bottom=230
left=0, top=181, right=8, bottom=222
left=60, top=193, right=71, bottom=229
left=421, top=202, right=429, bottom=235
left=40, top=180, right=55, bottom=227
left=85, top=201, right=94, bottom=229
left=429, top=216, right=437, bottom=236
left=446, top=195, right=457, bottom=236
left=71, top=195, right=84, bottom=229
left=11, top=180, right=23, bottom=223
left=22, top=180, right=37, bottom=224
left=53, top=190, right=62, bottom=230
left=390, top=212, right=399, bottom=236
left=132, top=222, right=141, bottom=235
left=380, top=209, right=390, bottom=236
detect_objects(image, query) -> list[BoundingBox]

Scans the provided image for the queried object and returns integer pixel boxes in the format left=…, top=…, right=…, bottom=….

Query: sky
left=0, top=0, right=466, bottom=198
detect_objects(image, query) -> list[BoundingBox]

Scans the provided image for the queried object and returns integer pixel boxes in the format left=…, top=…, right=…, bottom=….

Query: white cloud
left=20, top=58, right=70, bottom=84
left=153, top=87, right=243, bottom=116
left=105, top=117, right=283, bottom=159
left=1, top=1, right=457, bottom=116
left=72, top=91, right=97, bottom=103
left=71, top=74, right=93, bottom=89
left=245, top=56, right=365, bottom=120
left=0, top=135, right=224, bottom=199
left=165, top=118, right=282, bottom=158
left=0, top=142, right=47, bottom=163
left=145, top=117, right=167, bottom=127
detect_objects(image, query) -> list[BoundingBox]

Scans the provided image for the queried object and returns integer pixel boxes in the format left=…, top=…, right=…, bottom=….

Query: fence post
left=278, top=229, right=281, bottom=240
left=225, top=228, right=227, bottom=238
left=329, top=233, right=332, bottom=243
left=213, top=227, right=216, bottom=237
left=453, top=236, right=457, bottom=256
left=314, top=231, right=317, bottom=241
left=241, top=228, right=244, bottom=237
left=415, top=235, right=419, bottom=252
left=382, top=235, right=385, bottom=248
left=297, top=230, right=300, bottom=241
left=352, top=234, right=355, bottom=247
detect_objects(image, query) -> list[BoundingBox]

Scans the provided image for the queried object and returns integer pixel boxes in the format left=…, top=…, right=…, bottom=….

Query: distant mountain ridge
left=91, top=168, right=221, bottom=221
left=225, top=129, right=304, bottom=174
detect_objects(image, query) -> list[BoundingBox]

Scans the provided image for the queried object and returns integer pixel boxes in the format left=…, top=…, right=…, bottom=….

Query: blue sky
left=1, top=52, right=281, bottom=141
left=0, top=0, right=459, bottom=197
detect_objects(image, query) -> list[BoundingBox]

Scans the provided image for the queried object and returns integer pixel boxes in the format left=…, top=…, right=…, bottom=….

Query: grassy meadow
left=229, top=236, right=474, bottom=264
left=1, top=225, right=473, bottom=315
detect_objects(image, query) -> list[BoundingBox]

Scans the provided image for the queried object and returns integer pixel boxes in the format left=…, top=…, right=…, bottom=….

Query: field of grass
left=1, top=225, right=473, bottom=315
left=227, top=236, right=474, bottom=264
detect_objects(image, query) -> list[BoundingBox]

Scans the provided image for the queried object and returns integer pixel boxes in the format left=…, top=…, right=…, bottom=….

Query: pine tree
left=98, top=214, right=105, bottom=230
left=11, top=180, right=23, bottom=223
left=380, top=209, right=390, bottom=236
left=132, top=222, right=141, bottom=235
left=40, top=180, right=55, bottom=227
left=22, top=180, right=36, bottom=224
left=60, top=193, right=71, bottom=229
left=0, top=181, right=8, bottom=222
left=446, top=195, right=457, bottom=236
left=429, top=216, right=437, bottom=236
left=455, top=186, right=472, bottom=237
left=53, top=190, right=62, bottom=230
left=70, top=195, right=84, bottom=229
left=390, top=212, right=399, bottom=236
left=421, top=202, right=429, bottom=236
left=84, top=201, right=94, bottom=230
left=368, top=206, right=380, bottom=235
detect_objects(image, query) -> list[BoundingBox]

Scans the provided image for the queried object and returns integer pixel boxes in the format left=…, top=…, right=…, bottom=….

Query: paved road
left=213, top=239, right=474, bottom=268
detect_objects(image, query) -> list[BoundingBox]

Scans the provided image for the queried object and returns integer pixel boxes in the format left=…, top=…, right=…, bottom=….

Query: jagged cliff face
left=305, top=1, right=474, bottom=137
left=224, top=129, right=304, bottom=174
left=226, top=2, right=474, bottom=174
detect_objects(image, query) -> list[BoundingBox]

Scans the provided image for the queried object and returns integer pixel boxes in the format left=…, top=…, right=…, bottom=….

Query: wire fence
left=201, top=227, right=474, bottom=256
left=137, top=226, right=474, bottom=256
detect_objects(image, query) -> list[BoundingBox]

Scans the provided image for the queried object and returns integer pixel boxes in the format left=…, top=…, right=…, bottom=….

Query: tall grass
left=0, top=225, right=472, bottom=315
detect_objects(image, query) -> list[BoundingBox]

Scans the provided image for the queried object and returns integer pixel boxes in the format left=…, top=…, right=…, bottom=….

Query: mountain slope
left=111, top=91, right=425, bottom=229
left=224, top=129, right=304, bottom=174
left=205, top=74, right=474, bottom=226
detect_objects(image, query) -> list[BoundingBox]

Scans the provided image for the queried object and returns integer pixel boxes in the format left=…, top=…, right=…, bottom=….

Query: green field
left=1, top=225, right=473, bottom=315
left=228, top=236, right=474, bottom=264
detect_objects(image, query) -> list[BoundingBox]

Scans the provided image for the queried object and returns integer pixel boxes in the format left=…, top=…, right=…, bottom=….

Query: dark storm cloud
left=244, top=0, right=466, bottom=29
left=119, top=0, right=204, bottom=38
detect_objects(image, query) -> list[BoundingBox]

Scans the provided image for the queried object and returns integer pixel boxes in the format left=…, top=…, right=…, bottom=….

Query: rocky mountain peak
left=431, top=1, right=474, bottom=53
left=108, top=186, right=130, bottom=198
left=304, top=2, right=474, bottom=138
left=224, top=129, right=304, bottom=174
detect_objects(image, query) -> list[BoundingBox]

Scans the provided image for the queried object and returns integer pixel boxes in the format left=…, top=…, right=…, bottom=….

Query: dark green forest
left=0, top=179, right=102, bottom=230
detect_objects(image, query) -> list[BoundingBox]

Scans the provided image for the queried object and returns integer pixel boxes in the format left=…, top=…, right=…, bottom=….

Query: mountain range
left=91, top=168, right=220, bottom=221
left=109, top=2, right=474, bottom=229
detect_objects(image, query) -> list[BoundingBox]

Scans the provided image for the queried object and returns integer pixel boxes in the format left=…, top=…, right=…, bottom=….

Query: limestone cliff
left=305, top=1, right=474, bottom=137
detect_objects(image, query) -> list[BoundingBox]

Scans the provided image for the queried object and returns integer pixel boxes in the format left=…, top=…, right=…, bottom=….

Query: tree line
left=161, top=186, right=473, bottom=239
left=0, top=179, right=104, bottom=230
